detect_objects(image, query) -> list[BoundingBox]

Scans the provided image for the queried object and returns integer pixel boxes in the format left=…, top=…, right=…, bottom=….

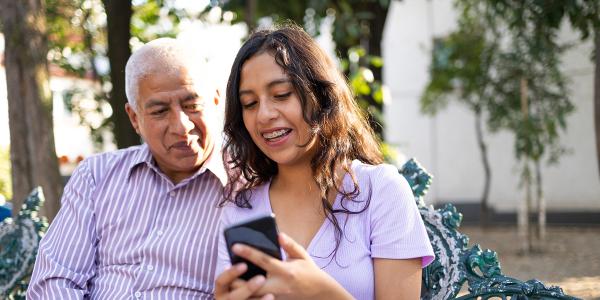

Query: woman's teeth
left=263, top=129, right=289, bottom=139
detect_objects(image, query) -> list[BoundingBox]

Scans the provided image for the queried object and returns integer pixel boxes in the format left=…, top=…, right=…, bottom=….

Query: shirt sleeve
left=369, top=164, right=435, bottom=267
left=215, top=205, right=233, bottom=279
left=27, top=159, right=99, bottom=299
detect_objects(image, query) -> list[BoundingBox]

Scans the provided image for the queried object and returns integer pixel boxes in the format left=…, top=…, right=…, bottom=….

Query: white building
left=382, top=0, right=600, bottom=215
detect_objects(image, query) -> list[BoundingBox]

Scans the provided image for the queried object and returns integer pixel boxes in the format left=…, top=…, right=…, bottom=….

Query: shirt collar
left=127, top=143, right=227, bottom=186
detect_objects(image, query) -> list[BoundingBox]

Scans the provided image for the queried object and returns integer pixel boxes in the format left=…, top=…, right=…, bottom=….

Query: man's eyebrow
left=144, top=99, right=169, bottom=109
left=239, top=78, right=292, bottom=95
left=143, top=92, right=201, bottom=109
left=182, top=92, right=201, bottom=102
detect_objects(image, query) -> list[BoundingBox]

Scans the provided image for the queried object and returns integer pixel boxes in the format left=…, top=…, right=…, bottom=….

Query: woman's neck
left=272, top=162, right=316, bottom=194
left=270, top=159, right=350, bottom=204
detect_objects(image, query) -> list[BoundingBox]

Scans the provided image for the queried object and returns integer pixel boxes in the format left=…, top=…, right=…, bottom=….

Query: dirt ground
left=460, top=225, right=600, bottom=300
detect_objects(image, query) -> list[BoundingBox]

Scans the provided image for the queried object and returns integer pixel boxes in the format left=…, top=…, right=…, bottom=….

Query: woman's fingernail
left=251, top=275, right=265, bottom=285
left=232, top=243, right=245, bottom=253
left=235, top=263, right=247, bottom=271
left=279, top=232, right=289, bottom=243
left=264, top=294, right=275, bottom=300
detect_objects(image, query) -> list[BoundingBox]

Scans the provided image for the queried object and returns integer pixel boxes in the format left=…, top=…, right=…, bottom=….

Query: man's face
left=126, top=67, right=216, bottom=183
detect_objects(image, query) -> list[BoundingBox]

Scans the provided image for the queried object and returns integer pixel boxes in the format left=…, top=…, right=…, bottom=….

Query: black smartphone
left=223, top=214, right=282, bottom=280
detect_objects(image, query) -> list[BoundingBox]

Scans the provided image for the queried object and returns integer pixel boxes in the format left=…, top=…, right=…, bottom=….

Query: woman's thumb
left=279, top=232, right=309, bottom=259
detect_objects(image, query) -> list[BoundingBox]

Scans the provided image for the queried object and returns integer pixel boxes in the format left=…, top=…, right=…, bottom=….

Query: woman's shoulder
left=348, top=160, right=413, bottom=206
left=350, top=160, right=404, bottom=183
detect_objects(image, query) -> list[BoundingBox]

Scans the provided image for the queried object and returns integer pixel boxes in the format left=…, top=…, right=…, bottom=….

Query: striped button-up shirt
left=28, top=144, right=226, bottom=299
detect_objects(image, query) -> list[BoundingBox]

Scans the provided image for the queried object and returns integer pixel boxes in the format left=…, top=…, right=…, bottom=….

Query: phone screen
left=223, top=214, right=282, bottom=280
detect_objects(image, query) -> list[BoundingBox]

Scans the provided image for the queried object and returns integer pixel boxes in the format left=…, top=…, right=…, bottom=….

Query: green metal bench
left=0, top=188, right=48, bottom=300
left=400, top=158, right=579, bottom=300
left=0, top=161, right=581, bottom=299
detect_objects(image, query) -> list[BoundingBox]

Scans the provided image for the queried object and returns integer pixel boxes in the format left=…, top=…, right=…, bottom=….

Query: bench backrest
left=400, top=158, right=578, bottom=300
left=0, top=187, right=48, bottom=300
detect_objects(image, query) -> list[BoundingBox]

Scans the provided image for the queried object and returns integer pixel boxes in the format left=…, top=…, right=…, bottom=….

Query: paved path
left=461, top=226, right=600, bottom=299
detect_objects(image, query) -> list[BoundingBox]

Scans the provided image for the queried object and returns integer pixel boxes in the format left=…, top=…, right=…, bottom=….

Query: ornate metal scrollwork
left=0, top=187, right=48, bottom=299
left=399, top=159, right=579, bottom=300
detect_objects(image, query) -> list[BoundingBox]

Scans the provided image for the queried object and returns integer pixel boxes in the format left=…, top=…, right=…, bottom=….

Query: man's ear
left=125, top=103, right=141, bottom=134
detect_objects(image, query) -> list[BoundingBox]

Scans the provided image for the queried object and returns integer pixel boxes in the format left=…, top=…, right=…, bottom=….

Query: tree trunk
left=475, top=108, right=491, bottom=226
left=535, top=159, right=546, bottom=250
left=0, top=0, right=62, bottom=221
left=245, top=0, right=257, bottom=32
left=102, top=0, right=139, bottom=149
left=594, top=32, right=600, bottom=180
left=519, top=161, right=532, bottom=253
left=518, top=77, right=531, bottom=253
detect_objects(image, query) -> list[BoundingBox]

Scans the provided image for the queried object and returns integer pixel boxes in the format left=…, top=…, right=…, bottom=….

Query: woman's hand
left=231, top=233, right=354, bottom=300
left=214, top=263, right=273, bottom=300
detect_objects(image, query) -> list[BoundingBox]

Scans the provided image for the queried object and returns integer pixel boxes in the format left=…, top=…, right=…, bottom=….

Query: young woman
left=215, top=24, right=434, bottom=300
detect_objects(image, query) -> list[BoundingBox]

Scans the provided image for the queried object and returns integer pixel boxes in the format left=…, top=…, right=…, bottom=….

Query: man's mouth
left=171, top=141, right=192, bottom=149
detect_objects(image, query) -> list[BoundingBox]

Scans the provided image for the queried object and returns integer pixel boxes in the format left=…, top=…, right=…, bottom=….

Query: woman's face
left=238, top=52, right=316, bottom=168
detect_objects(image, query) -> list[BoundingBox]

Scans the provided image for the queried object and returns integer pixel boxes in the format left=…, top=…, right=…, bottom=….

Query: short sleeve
left=368, top=164, right=434, bottom=267
left=215, top=205, right=234, bottom=279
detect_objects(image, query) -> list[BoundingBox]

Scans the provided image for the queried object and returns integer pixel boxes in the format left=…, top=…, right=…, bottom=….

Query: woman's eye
left=242, top=101, right=257, bottom=109
left=274, top=92, right=292, bottom=99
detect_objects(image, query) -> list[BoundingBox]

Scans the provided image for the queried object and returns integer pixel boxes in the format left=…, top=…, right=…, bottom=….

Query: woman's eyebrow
left=267, top=79, right=292, bottom=88
left=239, top=78, right=291, bottom=95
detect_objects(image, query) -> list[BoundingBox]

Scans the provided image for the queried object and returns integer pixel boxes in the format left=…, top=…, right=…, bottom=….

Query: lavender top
left=28, top=144, right=227, bottom=300
left=217, top=160, right=434, bottom=300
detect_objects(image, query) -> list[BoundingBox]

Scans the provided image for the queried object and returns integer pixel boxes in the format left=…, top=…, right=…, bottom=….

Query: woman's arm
left=373, top=258, right=422, bottom=300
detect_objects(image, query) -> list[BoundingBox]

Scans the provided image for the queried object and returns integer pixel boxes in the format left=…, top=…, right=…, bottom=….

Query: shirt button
left=156, top=230, right=164, bottom=236
left=147, top=265, right=154, bottom=271
left=169, top=191, right=176, bottom=197
left=134, top=291, right=142, bottom=298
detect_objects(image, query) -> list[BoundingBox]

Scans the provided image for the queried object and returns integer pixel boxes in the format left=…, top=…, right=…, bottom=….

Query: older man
left=28, top=38, right=226, bottom=299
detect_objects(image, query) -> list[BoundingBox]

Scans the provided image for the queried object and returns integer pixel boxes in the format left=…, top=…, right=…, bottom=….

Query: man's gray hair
left=125, top=38, right=209, bottom=110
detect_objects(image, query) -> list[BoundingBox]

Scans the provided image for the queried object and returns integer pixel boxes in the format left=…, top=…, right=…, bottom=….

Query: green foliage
left=478, top=0, right=600, bottom=41
left=422, top=0, right=576, bottom=200
left=44, top=0, right=194, bottom=150
left=217, top=0, right=394, bottom=138
left=461, top=0, right=575, bottom=165
left=219, top=0, right=308, bottom=29
left=343, top=46, right=385, bottom=138
left=484, top=36, right=573, bottom=163
left=0, top=146, right=11, bottom=201
left=131, top=0, right=188, bottom=43
left=45, top=0, right=112, bottom=149
left=421, top=21, right=490, bottom=115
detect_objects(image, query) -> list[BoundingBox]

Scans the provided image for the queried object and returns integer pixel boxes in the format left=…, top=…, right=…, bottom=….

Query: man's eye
left=274, top=92, right=291, bottom=99
left=151, top=109, right=168, bottom=115
left=185, top=103, right=204, bottom=111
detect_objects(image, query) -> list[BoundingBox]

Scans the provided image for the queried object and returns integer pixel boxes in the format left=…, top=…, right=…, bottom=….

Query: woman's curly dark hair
left=222, top=23, right=383, bottom=260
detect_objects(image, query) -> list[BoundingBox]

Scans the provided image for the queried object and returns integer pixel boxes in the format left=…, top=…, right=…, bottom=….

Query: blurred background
left=0, top=0, right=599, bottom=298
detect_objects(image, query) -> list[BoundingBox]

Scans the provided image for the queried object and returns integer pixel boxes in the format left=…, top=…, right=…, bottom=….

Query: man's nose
left=170, top=110, right=195, bottom=135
